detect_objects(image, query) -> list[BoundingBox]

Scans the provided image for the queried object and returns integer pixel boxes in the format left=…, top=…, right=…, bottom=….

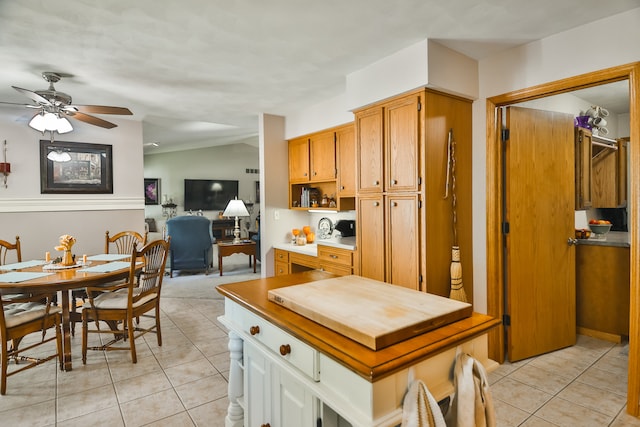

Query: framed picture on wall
left=40, top=140, right=113, bottom=194
left=144, top=178, right=160, bottom=205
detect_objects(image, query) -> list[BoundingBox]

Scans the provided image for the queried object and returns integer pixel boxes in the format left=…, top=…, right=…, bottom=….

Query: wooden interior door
left=505, top=106, right=576, bottom=362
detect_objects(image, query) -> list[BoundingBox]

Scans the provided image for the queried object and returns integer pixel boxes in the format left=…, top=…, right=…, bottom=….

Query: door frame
left=486, top=62, right=640, bottom=415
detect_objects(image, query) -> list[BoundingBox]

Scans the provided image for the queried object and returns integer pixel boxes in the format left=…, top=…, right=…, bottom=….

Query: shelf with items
left=289, top=181, right=338, bottom=210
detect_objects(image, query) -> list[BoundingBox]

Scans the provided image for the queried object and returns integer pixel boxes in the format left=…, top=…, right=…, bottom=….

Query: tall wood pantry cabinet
left=355, top=89, right=473, bottom=298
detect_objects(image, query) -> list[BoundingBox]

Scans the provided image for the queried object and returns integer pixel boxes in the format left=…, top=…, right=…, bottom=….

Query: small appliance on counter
left=334, top=220, right=356, bottom=237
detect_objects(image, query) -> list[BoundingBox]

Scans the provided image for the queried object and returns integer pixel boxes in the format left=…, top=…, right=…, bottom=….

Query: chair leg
left=81, top=313, right=88, bottom=365
left=156, top=305, right=162, bottom=347
left=127, top=316, right=137, bottom=364
left=55, top=315, right=63, bottom=371
left=1, top=340, right=8, bottom=395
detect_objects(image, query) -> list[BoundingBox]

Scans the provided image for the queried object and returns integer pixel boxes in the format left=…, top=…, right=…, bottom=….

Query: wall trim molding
left=0, top=197, right=144, bottom=213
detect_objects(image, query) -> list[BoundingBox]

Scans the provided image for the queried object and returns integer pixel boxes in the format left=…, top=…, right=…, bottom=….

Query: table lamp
left=223, top=197, right=250, bottom=243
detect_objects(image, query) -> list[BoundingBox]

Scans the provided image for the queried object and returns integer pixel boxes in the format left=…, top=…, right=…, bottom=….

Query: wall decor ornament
left=144, top=178, right=160, bottom=205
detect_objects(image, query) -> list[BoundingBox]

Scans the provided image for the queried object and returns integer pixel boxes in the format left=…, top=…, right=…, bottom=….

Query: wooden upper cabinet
left=574, top=127, right=592, bottom=210
left=336, top=125, right=356, bottom=197
left=385, top=95, right=421, bottom=193
left=289, top=137, right=311, bottom=183
left=356, top=107, right=384, bottom=193
left=309, top=130, right=336, bottom=181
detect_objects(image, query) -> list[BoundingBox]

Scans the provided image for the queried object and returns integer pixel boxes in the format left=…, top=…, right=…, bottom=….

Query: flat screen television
left=184, top=179, right=239, bottom=211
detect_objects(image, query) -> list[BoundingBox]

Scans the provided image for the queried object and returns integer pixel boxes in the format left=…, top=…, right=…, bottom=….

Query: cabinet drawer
left=243, top=309, right=320, bottom=381
left=274, top=249, right=289, bottom=263
left=275, top=261, right=289, bottom=276
left=320, top=263, right=352, bottom=276
left=317, top=245, right=352, bottom=268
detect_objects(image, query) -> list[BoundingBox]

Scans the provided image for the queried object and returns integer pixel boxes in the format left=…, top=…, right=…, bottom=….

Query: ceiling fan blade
left=65, top=111, right=117, bottom=129
left=68, top=105, right=133, bottom=115
left=0, top=101, right=42, bottom=109
left=12, top=86, right=51, bottom=106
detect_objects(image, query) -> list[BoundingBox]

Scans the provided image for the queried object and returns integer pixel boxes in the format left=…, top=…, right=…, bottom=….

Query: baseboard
left=577, top=326, right=623, bottom=343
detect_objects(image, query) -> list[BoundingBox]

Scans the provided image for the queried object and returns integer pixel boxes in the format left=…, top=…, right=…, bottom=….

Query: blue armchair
left=166, top=216, right=214, bottom=277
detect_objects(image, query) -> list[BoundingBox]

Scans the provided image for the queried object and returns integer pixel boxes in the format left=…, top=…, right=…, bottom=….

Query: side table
left=217, top=240, right=257, bottom=276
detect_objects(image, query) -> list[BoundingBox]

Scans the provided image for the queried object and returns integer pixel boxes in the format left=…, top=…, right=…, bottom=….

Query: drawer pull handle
left=279, top=344, right=291, bottom=356
left=330, top=254, right=338, bottom=259
left=261, top=424, right=271, bottom=427
left=250, top=325, right=260, bottom=335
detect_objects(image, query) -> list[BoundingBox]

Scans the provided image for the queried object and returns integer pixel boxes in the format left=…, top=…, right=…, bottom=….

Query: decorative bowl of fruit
left=588, top=220, right=612, bottom=236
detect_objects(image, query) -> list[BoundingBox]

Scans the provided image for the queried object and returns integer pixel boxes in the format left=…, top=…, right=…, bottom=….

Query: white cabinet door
left=245, top=343, right=271, bottom=426
left=273, top=367, right=317, bottom=427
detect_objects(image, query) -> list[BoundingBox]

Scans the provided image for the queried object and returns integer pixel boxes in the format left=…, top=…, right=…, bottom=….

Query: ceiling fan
left=0, top=71, right=132, bottom=134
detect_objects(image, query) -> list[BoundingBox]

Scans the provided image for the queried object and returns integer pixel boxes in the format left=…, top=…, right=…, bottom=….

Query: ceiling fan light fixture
left=29, top=112, right=73, bottom=134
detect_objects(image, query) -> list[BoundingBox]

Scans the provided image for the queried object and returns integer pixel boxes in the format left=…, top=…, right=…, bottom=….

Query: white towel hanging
left=401, top=379, right=447, bottom=427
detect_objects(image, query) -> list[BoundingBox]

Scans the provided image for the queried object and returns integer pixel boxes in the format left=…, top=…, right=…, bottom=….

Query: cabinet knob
left=279, top=344, right=291, bottom=356
left=304, top=172, right=307, bottom=176
left=391, top=201, right=398, bottom=207
left=330, top=254, right=338, bottom=259
left=373, top=201, right=379, bottom=207
left=391, top=179, right=397, bottom=185
left=373, top=180, right=379, bottom=186
left=313, top=171, right=317, bottom=176
left=250, top=325, right=260, bottom=335
left=278, top=268, right=283, bottom=273
left=341, top=185, right=345, bottom=190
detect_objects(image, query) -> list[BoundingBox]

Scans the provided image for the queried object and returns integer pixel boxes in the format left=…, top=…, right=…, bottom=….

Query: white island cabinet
left=217, top=271, right=499, bottom=427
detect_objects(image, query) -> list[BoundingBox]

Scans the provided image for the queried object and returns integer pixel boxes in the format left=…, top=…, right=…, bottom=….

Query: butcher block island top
left=217, top=271, right=499, bottom=381
left=268, top=275, right=472, bottom=350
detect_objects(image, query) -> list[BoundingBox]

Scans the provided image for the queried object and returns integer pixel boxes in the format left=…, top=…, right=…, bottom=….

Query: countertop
left=577, top=231, right=630, bottom=248
left=274, top=236, right=356, bottom=256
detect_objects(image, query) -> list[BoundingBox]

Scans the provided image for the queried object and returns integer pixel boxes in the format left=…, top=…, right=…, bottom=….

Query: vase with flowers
left=55, top=234, right=77, bottom=266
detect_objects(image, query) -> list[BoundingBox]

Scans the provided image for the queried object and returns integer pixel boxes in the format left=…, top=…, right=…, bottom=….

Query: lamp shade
left=223, top=197, right=250, bottom=217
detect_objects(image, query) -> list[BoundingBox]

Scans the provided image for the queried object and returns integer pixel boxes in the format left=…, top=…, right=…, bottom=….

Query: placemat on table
left=0, top=271, right=54, bottom=283
left=87, top=254, right=131, bottom=261
left=78, top=261, right=131, bottom=273
left=0, top=260, right=47, bottom=271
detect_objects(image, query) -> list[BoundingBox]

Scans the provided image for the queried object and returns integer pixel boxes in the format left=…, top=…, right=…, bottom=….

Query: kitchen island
left=217, top=271, right=500, bottom=427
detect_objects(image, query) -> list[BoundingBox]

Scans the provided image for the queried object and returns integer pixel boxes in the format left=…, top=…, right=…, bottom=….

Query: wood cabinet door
left=385, top=95, right=420, bottom=193
left=357, top=195, right=385, bottom=281
left=386, top=194, right=420, bottom=290
left=592, top=147, right=618, bottom=208
left=356, top=107, right=383, bottom=193
left=289, top=137, right=310, bottom=183
left=309, top=130, right=336, bottom=181
left=574, top=128, right=592, bottom=209
left=336, top=125, right=356, bottom=197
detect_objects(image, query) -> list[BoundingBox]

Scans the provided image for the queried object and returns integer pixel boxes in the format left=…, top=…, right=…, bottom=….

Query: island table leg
left=226, top=331, right=244, bottom=427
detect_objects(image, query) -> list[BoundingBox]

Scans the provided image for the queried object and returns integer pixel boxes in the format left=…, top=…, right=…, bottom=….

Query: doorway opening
left=486, top=62, right=640, bottom=415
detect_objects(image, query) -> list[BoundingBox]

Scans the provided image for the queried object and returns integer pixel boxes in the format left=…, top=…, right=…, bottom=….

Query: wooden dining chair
left=70, top=230, right=148, bottom=336
left=0, top=236, right=21, bottom=265
left=82, top=238, right=170, bottom=364
left=0, top=293, right=62, bottom=394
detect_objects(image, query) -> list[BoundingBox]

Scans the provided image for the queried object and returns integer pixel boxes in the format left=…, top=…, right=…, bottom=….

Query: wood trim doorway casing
left=485, top=62, right=640, bottom=416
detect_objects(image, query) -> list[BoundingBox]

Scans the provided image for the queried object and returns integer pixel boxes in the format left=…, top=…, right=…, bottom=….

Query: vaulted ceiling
left=0, top=1, right=637, bottom=153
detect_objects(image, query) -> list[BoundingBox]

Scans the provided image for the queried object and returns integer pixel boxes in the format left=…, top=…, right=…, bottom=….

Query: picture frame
left=40, top=140, right=113, bottom=194
left=144, top=178, right=160, bottom=205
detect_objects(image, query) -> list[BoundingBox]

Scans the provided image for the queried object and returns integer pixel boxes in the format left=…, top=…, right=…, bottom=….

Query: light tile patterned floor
left=1, top=273, right=639, bottom=426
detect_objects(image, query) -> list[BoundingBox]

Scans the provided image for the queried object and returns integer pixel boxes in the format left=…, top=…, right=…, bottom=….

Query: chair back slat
left=105, top=231, right=148, bottom=255
left=0, top=236, right=21, bottom=266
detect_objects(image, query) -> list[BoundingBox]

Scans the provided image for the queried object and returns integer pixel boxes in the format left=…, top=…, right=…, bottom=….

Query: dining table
left=0, top=254, right=141, bottom=371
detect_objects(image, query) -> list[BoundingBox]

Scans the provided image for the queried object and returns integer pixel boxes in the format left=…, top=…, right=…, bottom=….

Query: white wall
left=143, top=143, right=260, bottom=234
left=0, top=116, right=145, bottom=260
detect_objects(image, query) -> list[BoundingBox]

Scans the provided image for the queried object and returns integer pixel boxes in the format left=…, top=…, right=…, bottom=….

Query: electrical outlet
left=274, top=210, right=279, bottom=220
